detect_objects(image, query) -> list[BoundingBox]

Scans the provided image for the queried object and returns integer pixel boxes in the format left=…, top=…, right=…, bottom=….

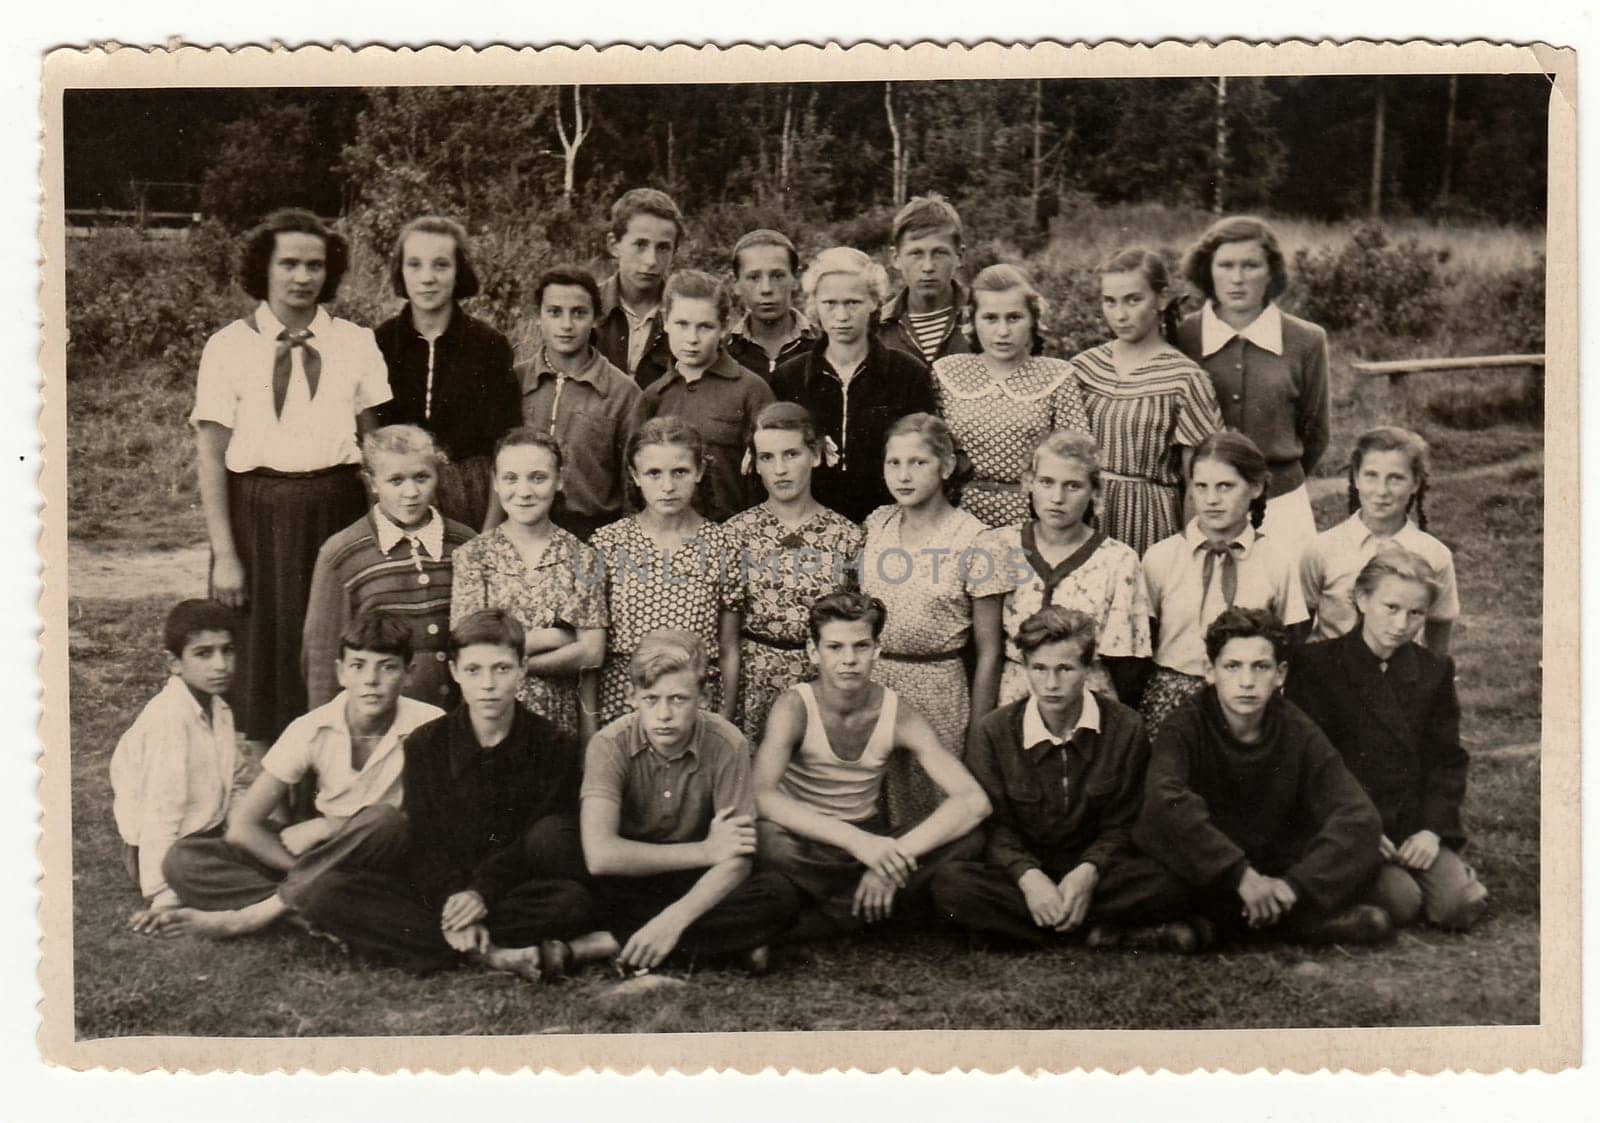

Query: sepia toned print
left=36, top=38, right=1576, bottom=1074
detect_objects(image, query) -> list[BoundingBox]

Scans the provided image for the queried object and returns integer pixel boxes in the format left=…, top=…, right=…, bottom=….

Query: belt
left=741, top=630, right=808, bottom=651
left=240, top=463, right=360, bottom=480
left=1099, top=469, right=1174, bottom=485
left=880, top=647, right=965, bottom=664
left=963, top=479, right=1021, bottom=493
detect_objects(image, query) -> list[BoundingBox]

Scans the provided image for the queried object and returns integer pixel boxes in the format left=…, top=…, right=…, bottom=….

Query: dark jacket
left=724, top=310, right=820, bottom=383
left=1287, top=629, right=1469, bottom=848
left=876, top=279, right=976, bottom=364
left=770, top=335, right=938, bottom=523
left=374, top=306, right=519, bottom=462
left=967, top=694, right=1153, bottom=882
left=1134, top=688, right=1383, bottom=912
left=594, top=274, right=673, bottom=390
left=400, top=703, right=581, bottom=906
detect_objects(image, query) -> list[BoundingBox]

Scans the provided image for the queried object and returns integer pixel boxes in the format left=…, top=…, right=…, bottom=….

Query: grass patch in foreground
left=69, top=597, right=1538, bottom=1037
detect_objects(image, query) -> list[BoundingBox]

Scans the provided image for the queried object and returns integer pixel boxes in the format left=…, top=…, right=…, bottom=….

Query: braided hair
left=1190, top=431, right=1269, bottom=529
left=1346, top=426, right=1431, bottom=532
left=1098, top=247, right=1181, bottom=342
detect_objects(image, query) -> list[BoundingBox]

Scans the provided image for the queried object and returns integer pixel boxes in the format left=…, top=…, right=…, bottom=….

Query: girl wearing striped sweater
left=1070, top=249, right=1223, bottom=557
left=302, top=425, right=476, bottom=711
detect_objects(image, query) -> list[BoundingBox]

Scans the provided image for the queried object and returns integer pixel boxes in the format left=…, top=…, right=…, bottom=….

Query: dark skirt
left=223, top=465, right=366, bottom=741
left=436, top=454, right=492, bottom=531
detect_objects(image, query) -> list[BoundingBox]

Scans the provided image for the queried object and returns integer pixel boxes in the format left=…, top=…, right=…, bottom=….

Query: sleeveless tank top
left=778, top=683, right=899, bottom=823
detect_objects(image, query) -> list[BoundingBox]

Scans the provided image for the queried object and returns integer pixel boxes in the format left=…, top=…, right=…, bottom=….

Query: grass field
left=62, top=210, right=1546, bottom=1036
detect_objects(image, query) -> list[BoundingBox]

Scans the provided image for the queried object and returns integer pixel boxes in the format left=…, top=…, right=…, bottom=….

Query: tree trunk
left=885, top=81, right=906, bottom=206
left=1437, top=74, right=1458, bottom=205
left=1369, top=78, right=1386, bottom=220
left=1030, top=79, right=1045, bottom=230
left=555, top=84, right=592, bottom=206
left=1213, top=76, right=1229, bottom=214
left=779, top=86, right=794, bottom=193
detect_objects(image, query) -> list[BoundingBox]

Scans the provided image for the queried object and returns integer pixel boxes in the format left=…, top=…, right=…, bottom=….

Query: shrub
left=1449, top=252, right=1546, bottom=355
left=1288, top=223, right=1449, bottom=338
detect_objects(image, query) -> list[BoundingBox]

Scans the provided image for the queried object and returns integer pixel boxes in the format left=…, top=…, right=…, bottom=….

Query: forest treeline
left=64, top=74, right=1550, bottom=250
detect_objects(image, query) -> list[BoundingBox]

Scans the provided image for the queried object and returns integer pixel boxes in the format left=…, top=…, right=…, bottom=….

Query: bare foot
left=570, top=931, right=621, bottom=965
left=480, top=943, right=544, bottom=982
left=140, top=907, right=264, bottom=939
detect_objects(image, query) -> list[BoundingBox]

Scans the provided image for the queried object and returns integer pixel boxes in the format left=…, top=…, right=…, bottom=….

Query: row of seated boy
left=111, top=587, right=1485, bottom=982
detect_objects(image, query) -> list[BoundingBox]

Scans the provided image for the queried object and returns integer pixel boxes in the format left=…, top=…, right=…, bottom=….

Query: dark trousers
left=588, top=869, right=801, bottom=957
left=290, top=815, right=597, bottom=974
left=161, top=804, right=410, bottom=912
left=929, top=855, right=1193, bottom=948
left=757, top=817, right=983, bottom=935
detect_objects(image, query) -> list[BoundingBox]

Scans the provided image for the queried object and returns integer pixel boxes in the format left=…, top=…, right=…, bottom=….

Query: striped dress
left=1069, top=343, right=1223, bottom=556
left=932, top=353, right=1094, bottom=528
left=301, top=509, right=478, bottom=711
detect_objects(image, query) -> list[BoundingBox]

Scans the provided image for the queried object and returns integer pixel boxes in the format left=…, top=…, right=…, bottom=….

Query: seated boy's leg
left=929, top=860, right=1052, bottom=948
left=486, top=879, right=600, bottom=951
left=162, top=833, right=283, bottom=911
left=1364, top=862, right=1424, bottom=929
left=675, top=871, right=802, bottom=957
left=756, top=819, right=866, bottom=925
left=1413, top=846, right=1489, bottom=931
left=290, top=867, right=459, bottom=974
left=1085, top=854, right=1196, bottom=928
left=277, top=804, right=411, bottom=910
left=516, top=815, right=588, bottom=883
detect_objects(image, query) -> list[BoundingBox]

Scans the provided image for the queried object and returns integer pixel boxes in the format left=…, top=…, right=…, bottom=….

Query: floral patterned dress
left=589, top=516, right=743, bottom=726
left=1069, top=343, right=1222, bottom=556
left=860, top=503, right=989, bottom=828
left=723, top=503, right=864, bottom=744
left=932, top=354, right=1093, bottom=529
left=971, top=522, right=1152, bottom=705
left=449, top=525, right=608, bottom=735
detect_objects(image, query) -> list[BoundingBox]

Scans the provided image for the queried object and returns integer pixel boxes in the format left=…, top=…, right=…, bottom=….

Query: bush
left=1449, top=252, right=1545, bottom=355
left=1289, top=223, right=1449, bottom=338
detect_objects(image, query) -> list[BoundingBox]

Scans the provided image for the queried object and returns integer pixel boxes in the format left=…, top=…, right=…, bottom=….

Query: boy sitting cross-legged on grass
left=113, top=599, right=255, bottom=925
left=1134, top=607, right=1395, bottom=947
left=580, top=629, right=801, bottom=974
left=132, top=610, right=441, bottom=940
left=288, top=609, right=612, bottom=980
left=754, top=591, right=991, bottom=942
left=929, top=607, right=1205, bottom=953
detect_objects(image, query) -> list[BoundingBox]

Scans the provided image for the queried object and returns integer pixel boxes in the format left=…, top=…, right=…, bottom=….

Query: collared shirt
left=592, top=274, right=673, bottom=388
left=1199, top=300, right=1284, bottom=357
left=877, top=279, right=976, bottom=364
left=967, top=692, right=1150, bottom=882
left=400, top=702, right=581, bottom=905
left=372, top=505, right=445, bottom=560
left=580, top=710, right=756, bottom=845
left=620, top=300, right=659, bottom=375
left=633, top=350, right=775, bottom=522
left=724, top=309, right=819, bottom=380
left=1300, top=512, right=1461, bottom=641
left=373, top=305, right=518, bottom=461
left=1143, top=520, right=1309, bottom=677
left=191, top=302, right=392, bottom=473
left=517, top=345, right=642, bottom=520
left=261, top=691, right=444, bottom=818
left=110, top=676, right=246, bottom=904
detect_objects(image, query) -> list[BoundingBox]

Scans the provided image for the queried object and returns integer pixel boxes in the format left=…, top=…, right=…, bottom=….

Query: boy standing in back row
left=724, top=228, right=818, bottom=381
left=594, top=188, right=685, bottom=390
left=877, top=194, right=976, bottom=365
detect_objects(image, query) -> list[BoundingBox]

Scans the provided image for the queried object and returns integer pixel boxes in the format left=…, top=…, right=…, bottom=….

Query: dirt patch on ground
left=67, top=540, right=208, bottom=602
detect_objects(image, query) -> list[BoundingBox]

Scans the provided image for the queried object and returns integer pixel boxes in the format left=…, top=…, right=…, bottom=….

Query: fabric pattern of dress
left=449, top=525, right=608, bottom=735
left=971, top=523, right=1152, bottom=705
left=1069, top=343, right=1223, bottom=556
left=932, top=354, right=1094, bottom=529
left=723, top=504, right=865, bottom=744
left=589, top=517, right=743, bottom=726
left=859, top=504, right=989, bottom=828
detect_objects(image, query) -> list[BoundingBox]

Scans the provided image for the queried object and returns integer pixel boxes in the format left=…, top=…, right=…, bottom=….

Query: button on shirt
left=190, top=303, right=393, bottom=473
left=110, top=676, right=246, bottom=904
left=261, top=691, right=444, bottom=818
left=518, top=346, right=643, bottom=521
left=1143, top=521, right=1309, bottom=677
left=372, top=504, right=445, bottom=562
left=580, top=710, right=756, bottom=845
left=724, top=309, right=819, bottom=381
left=1300, top=512, right=1461, bottom=641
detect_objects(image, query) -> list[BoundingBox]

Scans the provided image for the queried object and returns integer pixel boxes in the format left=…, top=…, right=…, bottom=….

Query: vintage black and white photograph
left=37, top=39, right=1576, bottom=1073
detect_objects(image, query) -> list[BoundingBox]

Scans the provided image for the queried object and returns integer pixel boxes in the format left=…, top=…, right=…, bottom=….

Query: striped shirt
left=906, top=307, right=955, bottom=363
left=1070, top=343, right=1223, bottom=486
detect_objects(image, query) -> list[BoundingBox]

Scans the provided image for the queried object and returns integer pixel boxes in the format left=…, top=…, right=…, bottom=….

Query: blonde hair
left=361, top=424, right=447, bottom=476
left=629, top=628, right=708, bottom=689
left=968, top=263, right=1048, bottom=355
left=1351, top=543, right=1441, bottom=610
left=800, top=246, right=890, bottom=319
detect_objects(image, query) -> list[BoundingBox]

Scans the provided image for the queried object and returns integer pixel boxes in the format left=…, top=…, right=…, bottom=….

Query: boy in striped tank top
left=754, top=591, right=991, bottom=940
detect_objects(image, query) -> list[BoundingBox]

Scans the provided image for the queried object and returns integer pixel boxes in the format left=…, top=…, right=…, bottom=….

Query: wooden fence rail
left=1351, top=353, right=1545, bottom=422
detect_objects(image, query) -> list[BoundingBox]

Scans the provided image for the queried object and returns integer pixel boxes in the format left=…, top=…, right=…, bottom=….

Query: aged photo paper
left=36, top=38, right=1578, bottom=1074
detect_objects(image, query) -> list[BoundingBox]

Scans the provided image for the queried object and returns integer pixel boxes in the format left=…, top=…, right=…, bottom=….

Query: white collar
left=373, top=505, right=444, bottom=559
left=1341, top=511, right=1421, bottom=549
left=1023, top=690, right=1100, bottom=749
left=161, top=674, right=224, bottom=724
left=254, top=300, right=329, bottom=340
left=1200, top=301, right=1283, bottom=357
left=1183, top=518, right=1259, bottom=555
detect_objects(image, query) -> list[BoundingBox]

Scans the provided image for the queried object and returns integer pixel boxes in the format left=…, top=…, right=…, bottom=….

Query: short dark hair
left=239, top=208, right=349, bottom=303
left=607, top=187, right=685, bottom=245
left=663, top=268, right=733, bottom=326
left=388, top=215, right=482, bottom=301
left=1015, top=607, right=1097, bottom=666
left=891, top=193, right=964, bottom=249
left=808, top=590, right=887, bottom=643
left=162, top=599, right=236, bottom=658
left=532, top=264, right=603, bottom=318
left=731, top=228, right=800, bottom=275
left=1180, top=215, right=1290, bottom=304
left=449, top=608, right=527, bottom=660
left=1203, top=607, right=1290, bottom=664
left=338, top=609, right=414, bottom=663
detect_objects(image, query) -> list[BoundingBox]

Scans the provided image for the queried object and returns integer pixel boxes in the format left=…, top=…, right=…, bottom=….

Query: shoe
left=538, top=939, right=574, bottom=980
left=1084, top=924, right=1122, bottom=949
left=740, top=945, right=772, bottom=976
left=1305, top=904, right=1394, bottom=946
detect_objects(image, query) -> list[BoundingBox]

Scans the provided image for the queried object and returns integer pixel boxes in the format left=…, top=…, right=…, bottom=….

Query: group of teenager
left=107, top=187, right=1487, bottom=984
